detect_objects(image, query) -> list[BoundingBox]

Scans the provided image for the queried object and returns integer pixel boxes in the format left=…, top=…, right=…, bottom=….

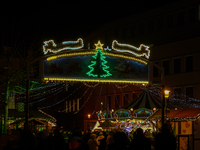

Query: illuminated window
left=174, top=58, right=181, bottom=74
left=185, top=56, right=193, bottom=72
left=162, top=60, right=169, bottom=75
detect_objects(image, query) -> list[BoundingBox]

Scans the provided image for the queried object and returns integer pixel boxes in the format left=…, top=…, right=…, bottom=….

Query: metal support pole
left=161, top=85, right=165, bottom=129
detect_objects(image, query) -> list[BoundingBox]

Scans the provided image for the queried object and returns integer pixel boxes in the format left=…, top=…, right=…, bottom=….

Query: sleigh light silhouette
left=43, top=38, right=84, bottom=54
left=112, top=40, right=150, bottom=59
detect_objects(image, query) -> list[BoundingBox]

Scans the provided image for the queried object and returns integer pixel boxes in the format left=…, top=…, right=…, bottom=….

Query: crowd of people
left=3, top=123, right=176, bottom=150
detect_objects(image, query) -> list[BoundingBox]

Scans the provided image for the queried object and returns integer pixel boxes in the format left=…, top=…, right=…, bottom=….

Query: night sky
left=2, top=0, right=180, bottom=43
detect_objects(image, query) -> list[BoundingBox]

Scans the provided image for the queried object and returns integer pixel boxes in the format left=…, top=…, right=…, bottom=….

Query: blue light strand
left=29, top=88, right=65, bottom=105
left=58, top=86, right=91, bottom=113
left=112, top=84, right=121, bottom=108
left=37, top=84, right=84, bottom=109
left=74, top=87, right=96, bottom=114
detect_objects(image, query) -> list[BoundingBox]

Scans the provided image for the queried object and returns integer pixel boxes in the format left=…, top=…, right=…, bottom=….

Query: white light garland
left=112, top=40, right=150, bottom=59
left=43, top=38, right=84, bottom=55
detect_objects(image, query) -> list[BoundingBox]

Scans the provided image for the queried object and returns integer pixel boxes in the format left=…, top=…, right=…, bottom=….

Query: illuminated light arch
left=112, top=40, right=150, bottom=59
left=43, top=38, right=84, bottom=54
left=43, top=77, right=149, bottom=84
left=46, top=52, right=148, bottom=65
left=43, top=39, right=150, bottom=84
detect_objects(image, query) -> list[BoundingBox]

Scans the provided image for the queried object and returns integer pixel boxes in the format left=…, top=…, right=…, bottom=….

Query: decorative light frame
left=112, top=40, right=150, bottom=59
left=43, top=38, right=84, bottom=55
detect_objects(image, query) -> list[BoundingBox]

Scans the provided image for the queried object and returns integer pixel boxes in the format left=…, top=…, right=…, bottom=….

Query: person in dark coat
left=129, top=128, right=151, bottom=150
left=154, top=123, right=176, bottom=150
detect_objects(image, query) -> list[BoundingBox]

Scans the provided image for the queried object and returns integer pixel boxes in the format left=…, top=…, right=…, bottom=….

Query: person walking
left=129, top=128, right=151, bottom=150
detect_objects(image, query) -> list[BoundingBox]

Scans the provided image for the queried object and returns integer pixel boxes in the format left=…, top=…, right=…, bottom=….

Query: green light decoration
left=86, top=41, right=112, bottom=78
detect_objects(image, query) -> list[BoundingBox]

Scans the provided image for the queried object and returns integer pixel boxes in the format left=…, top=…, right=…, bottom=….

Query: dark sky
left=2, top=0, right=180, bottom=43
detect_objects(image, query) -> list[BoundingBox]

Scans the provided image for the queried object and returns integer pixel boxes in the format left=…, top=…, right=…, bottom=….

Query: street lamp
left=130, top=108, right=134, bottom=117
left=87, top=114, right=91, bottom=129
left=111, top=109, right=114, bottom=118
left=164, top=90, right=170, bottom=120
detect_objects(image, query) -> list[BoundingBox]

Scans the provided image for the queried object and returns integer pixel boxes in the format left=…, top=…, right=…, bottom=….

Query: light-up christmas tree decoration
left=86, top=41, right=112, bottom=78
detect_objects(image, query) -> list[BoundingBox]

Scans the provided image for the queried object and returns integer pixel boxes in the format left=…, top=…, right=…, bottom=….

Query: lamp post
left=161, top=88, right=170, bottom=128
left=164, top=90, right=170, bottom=121
left=87, top=114, right=91, bottom=129
left=111, top=109, right=114, bottom=118
left=130, top=108, right=134, bottom=118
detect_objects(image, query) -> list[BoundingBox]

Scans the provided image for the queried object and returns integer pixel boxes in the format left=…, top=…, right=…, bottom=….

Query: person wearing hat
left=97, top=132, right=106, bottom=150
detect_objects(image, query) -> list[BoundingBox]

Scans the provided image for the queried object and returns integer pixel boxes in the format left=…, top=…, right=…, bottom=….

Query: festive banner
left=43, top=55, right=149, bottom=81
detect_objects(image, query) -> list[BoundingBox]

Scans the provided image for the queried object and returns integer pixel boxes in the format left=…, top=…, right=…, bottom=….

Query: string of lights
left=83, top=82, right=99, bottom=88
left=58, top=86, right=91, bottom=113
left=74, top=87, right=96, bottom=114
left=115, top=83, right=130, bottom=104
left=112, top=84, right=121, bottom=109
left=37, top=83, right=84, bottom=109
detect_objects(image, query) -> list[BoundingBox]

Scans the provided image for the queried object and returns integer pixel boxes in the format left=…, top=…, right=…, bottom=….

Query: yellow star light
left=95, top=40, right=104, bottom=50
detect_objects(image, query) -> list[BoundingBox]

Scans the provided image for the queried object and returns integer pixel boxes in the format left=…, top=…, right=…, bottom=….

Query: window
left=186, top=87, right=193, bottom=99
left=153, top=62, right=159, bottom=77
left=163, top=60, right=169, bottom=75
left=167, top=14, right=174, bottom=28
left=107, top=96, right=111, bottom=110
left=188, top=7, right=196, bottom=23
left=114, top=30, right=119, bottom=39
left=130, top=24, right=136, bottom=37
left=115, top=95, right=120, bottom=109
left=132, top=93, right=138, bottom=101
left=157, top=17, right=164, bottom=30
left=123, top=94, right=129, bottom=106
left=139, top=22, right=145, bottom=35
left=185, top=56, right=193, bottom=72
left=122, top=27, right=128, bottom=39
left=177, top=11, right=185, bottom=26
left=148, top=19, right=154, bottom=32
left=174, top=58, right=181, bottom=74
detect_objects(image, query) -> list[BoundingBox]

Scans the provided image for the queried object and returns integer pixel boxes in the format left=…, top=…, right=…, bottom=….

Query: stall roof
left=123, top=88, right=174, bottom=110
left=147, top=108, right=200, bottom=121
